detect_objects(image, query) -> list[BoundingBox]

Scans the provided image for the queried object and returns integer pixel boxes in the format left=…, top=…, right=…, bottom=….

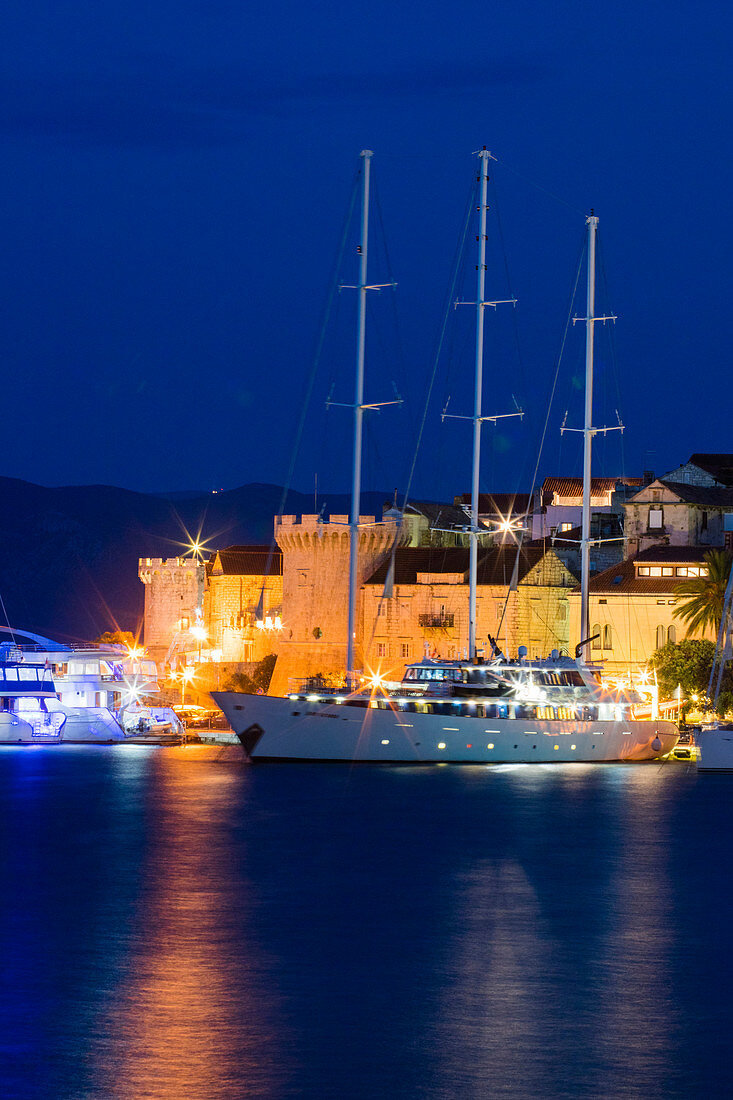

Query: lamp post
left=180, top=667, right=194, bottom=707
left=190, top=625, right=207, bottom=664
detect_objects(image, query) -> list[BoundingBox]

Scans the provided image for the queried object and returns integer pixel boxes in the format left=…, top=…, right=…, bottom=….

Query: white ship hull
left=696, top=727, right=733, bottom=772
left=0, top=706, right=127, bottom=744
left=212, top=691, right=678, bottom=763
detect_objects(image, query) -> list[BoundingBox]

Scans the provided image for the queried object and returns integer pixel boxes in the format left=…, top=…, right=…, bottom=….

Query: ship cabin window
left=403, top=667, right=460, bottom=682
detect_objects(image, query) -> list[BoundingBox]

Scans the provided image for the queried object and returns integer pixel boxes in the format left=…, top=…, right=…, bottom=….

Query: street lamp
left=189, top=625, right=207, bottom=663
left=179, top=667, right=195, bottom=706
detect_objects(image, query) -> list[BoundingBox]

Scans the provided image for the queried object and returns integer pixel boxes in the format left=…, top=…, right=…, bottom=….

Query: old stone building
left=567, top=546, right=715, bottom=676
left=361, top=544, right=577, bottom=679
left=624, top=479, right=733, bottom=557
left=204, top=546, right=283, bottom=664
left=661, top=453, right=733, bottom=488
left=138, top=557, right=206, bottom=664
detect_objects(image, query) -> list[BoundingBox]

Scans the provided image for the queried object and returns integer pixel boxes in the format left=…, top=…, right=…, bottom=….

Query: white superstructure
left=0, top=627, right=178, bottom=743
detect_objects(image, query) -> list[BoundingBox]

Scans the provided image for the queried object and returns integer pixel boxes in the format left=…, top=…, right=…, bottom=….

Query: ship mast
left=565, top=212, right=619, bottom=654
left=449, top=149, right=521, bottom=659
left=468, top=151, right=490, bottom=660
left=346, top=150, right=372, bottom=678
left=579, top=213, right=598, bottom=644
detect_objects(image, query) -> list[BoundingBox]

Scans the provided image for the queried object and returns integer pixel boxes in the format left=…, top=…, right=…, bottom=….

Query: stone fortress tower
left=138, top=557, right=206, bottom=664
left=268, top=512, right=410, bottom=696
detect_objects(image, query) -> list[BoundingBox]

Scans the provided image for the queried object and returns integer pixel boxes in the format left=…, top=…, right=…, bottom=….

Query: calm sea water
left=0, top=747, right=730, bottom=1100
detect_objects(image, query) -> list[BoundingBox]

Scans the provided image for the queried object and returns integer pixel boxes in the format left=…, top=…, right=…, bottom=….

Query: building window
left=638, top=566, right=650, bottom=576
left=603, top=625, right=612, bottom=650
left=648, top=507, right=663, bottom=529
left=662, top=567, right=673, bottom=576
left=400, top=643, right=410, bottom=658
left=592, top=624, right=601, bottom=650
left=701, top=511, right=708, bottom=531
left=559, top=522, right=573, bottom=532
left=377, top=643, right=388, bottom=657
left=656, top=625, right=666, bottom=649
left=675, top=567, right=687, bottom=576
left=667, top=625, right=677, bottom=645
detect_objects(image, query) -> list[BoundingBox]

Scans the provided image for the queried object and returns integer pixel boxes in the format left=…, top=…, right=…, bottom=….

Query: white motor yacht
left=0, top=627, right=180, bottom=743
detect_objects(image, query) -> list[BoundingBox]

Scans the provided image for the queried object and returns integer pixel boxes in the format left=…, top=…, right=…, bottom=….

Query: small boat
left=214, top=149, right=678, bottom=763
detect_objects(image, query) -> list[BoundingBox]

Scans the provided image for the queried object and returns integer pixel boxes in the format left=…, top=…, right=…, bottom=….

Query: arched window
left=592, top=624, right=601, bottom=650
left=603, top=625, right=612, bottom=649
left=667, top=624, right=676, bottom=645
left=656, top=624, right=666, bottom=649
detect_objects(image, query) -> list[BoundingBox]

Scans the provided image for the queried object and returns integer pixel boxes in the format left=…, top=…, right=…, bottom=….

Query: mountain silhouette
left=0, top=479, right=389, bottom=642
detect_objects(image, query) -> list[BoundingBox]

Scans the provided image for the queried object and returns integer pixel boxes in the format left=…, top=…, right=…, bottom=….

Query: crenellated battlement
left=138, top=557, right=203, bottom=584
left=274, top=514, right=407, bottom=555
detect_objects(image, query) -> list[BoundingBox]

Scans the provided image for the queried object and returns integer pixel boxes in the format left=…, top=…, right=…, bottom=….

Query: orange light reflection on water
left=91, top=748, right=286, bottom=1099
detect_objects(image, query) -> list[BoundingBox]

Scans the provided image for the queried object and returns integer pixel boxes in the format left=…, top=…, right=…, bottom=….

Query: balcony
left=418, top=614, right=455, bottom=629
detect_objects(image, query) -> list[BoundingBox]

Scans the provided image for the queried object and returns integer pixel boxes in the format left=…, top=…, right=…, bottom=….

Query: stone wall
left=363, top=550, right=576, bottom=681
left=204, top=572, right=283, bottom=663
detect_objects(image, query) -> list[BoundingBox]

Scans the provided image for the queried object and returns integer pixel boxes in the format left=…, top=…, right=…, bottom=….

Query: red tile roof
left=656, top=481, right=733, bottom=506
left=542, top=476, right=643, bottom=499
left=210, top=545, right=282, bottom=576
left=365, top=545, right=556, bottom=587
left=635, top=546, right=710, bottom=563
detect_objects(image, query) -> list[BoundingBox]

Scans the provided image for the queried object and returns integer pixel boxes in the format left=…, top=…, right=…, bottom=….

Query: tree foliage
left=673, top=549, right=732, bottom=637
left=650, top=638, right=733, bottom=713
left=223, top=654, right=277, bottom=695
left=95, top=630, right=136, bottom=647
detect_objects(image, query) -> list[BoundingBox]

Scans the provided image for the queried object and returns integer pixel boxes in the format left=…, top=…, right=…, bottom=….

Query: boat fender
left=651, top=736, right=662, bottom=752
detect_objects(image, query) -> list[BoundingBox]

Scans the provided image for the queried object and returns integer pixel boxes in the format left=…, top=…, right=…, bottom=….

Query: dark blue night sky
left=1, top=0, right=730, bottom=501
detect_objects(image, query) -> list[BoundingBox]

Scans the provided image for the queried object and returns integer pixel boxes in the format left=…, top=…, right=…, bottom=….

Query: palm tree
left=673, top=548, right=732, bottom=637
